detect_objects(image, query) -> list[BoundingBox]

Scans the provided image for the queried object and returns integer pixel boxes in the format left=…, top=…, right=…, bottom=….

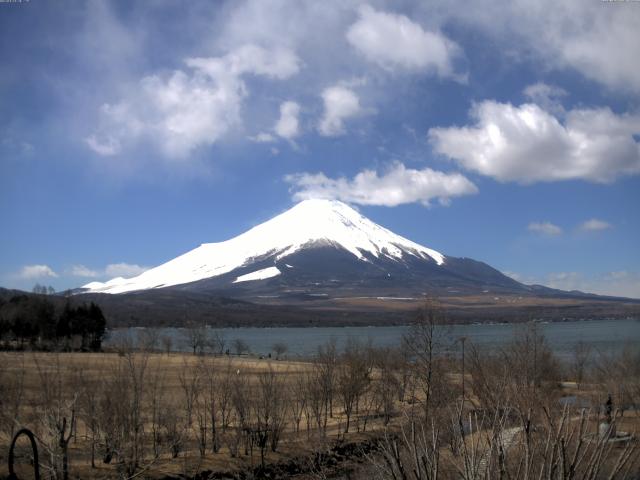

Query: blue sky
left=1, top=0, right=639, bottom=297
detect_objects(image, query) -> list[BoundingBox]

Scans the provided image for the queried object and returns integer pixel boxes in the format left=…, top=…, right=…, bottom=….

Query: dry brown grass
left=2, top=344, right=638, bottom=480
left=0, top=351, right=393, bottom=479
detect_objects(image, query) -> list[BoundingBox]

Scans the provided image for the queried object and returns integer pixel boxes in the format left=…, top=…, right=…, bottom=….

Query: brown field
left=1, top=321, right=639, bottom=480
left=313, top=293, right=640, bottom=322
left=0, top=350, right=400, bottom=479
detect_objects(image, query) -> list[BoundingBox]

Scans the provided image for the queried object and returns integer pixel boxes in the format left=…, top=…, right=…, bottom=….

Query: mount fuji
left=74, top=199, right=638, bottom=326
left=81, top=199, right=525, bottom=298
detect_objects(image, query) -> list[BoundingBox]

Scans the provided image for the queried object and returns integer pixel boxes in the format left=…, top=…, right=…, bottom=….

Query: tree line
left=0, top=294, right=106, bottom=351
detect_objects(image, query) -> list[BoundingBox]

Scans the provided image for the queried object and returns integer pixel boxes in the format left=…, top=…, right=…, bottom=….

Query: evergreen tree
left=87, top=302, right=106, bottom=351
left=57, top=301, right=73, bottom=340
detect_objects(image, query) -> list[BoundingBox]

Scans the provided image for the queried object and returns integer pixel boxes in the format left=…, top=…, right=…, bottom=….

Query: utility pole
left=460, top=336, right=467, bottom=404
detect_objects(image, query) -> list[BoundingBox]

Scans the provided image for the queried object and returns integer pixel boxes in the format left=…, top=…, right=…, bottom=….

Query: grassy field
left=1, top=331, right=639, bottom=479
left=0, top=350, right=398, bottom=479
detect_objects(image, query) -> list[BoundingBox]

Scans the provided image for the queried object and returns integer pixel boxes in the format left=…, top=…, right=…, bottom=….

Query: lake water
left=106, top=318, right=640, bottom=359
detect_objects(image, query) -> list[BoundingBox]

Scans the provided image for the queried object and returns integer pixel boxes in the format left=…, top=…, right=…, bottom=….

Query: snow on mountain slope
left=233, top=266, right=281, bottom=283
left=82, top=199, right=445, bottom=294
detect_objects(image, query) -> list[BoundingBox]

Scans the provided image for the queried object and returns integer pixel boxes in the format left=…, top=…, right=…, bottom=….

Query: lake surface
left=106, top=318, right=640, bottom=359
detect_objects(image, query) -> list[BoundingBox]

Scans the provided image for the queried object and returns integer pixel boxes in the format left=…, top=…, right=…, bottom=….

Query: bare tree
left=594, top=345, right=639, bottom=419
left=571, top=340, right=592, bottom=390
left=206, top=330, right=226, bottom=355
left=316, top=338, right=338, bottom=419
left=184, top=322, right=207, bottom=355
left=138, top=328, right=159, bottom=352
left=179, top=359, right=201, bottom=428
left=290, top=372, right=308, bottom=434
left=305, top=368, right=328, bottom=435
left=372, top=388, right=639, bottom=480
left=123, top=349, right=150, bottom=475
left=0, top=352, right=26, bottom=439
left=159, top=408, right=184, bottom=459
left=161, top=334, right=173, bottom=355
left=34, top=354, right=77, bottom=480
left=272, top=341, right=288, bottom=359
left=147, top=364, right=167, bottom=459
left=218, top=359, right=234, bottom=433
left=371, top=347, right=402, bottom=425
left=77, top=364, right=104, bottom=469
left=198, top=357, right=222, bottom=454
left=403, top=299, right=451, bottom=419
left=507, top=321, right=561, bottom=413
left=233, top=338, right=250, bottom=356
left=194, top=384, right=208, bottom=457
left=95, top=348, right=152, bottom=476
left=337, top=339, right=371, bottom=433
left=252, top=365, right=288, bottom=466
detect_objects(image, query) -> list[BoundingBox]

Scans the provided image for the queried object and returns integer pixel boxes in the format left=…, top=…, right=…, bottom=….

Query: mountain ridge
left=82, top=199, right=450, bottom=294
left=76, top=200, right=636, bottom=316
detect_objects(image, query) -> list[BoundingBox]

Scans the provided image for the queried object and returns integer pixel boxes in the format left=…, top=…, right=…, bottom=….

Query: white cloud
left=66, top=263, right=148, bottom=280
left=274, top=101, right=301, bottom=140
left=429, top=100, right=640, bottom=184
left=580, top=218, right=612, bottom=232
left=318, top=86, right=365, bottom=136
left=427, top=0, right=640, bottom=93
left=251, top=101, right=300, bottom=143
left=249, top=132, right=276, bottom=143
left=85, top=134, right=121, bottom=156
left=213, top=0, right=640, bottom=93
left=347, top=5, right=463, bottom=79
left=69, top=265, right=99, bottom=278
left=105, top=263, right=148, bottom=278
left=285, top=162, right=477, bottom=207
left=18, top=265, right=58, bottom=280
left=88, top=44, right=300, bottom=159
left=528, top=222, right=562, bottom=236
left=188, top=44, right=300, bottom=80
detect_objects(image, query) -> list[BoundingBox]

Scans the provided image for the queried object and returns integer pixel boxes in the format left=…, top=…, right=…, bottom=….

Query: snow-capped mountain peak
left=82, top=199, right=445, bottom=294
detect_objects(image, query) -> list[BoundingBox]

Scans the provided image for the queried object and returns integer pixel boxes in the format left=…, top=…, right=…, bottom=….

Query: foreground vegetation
left=1, top=304, right=639, bottom=479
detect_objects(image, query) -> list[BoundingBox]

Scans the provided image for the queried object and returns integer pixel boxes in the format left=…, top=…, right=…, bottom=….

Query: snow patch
left=233, top=266, right=281, bottom=283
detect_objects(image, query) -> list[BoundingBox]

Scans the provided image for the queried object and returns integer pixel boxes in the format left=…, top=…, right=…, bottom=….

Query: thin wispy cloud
left=68, top=263, right=148, bottom=279
left=545, top=271, right=640, bottom=299
left=528, top=222, right=563, bottom=236
left=580, top=219, right=612, bottom=232
left=249, top=132, right=276, bottom=143
left=501, top=270, right=640, bottom=299
left=104, top=263, right=148, bottom=278
left=69, top=265, right=100, bottom=278
left=432, top=0, right=640, bottom=93
left=523, top=82, right=567, bottom=114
